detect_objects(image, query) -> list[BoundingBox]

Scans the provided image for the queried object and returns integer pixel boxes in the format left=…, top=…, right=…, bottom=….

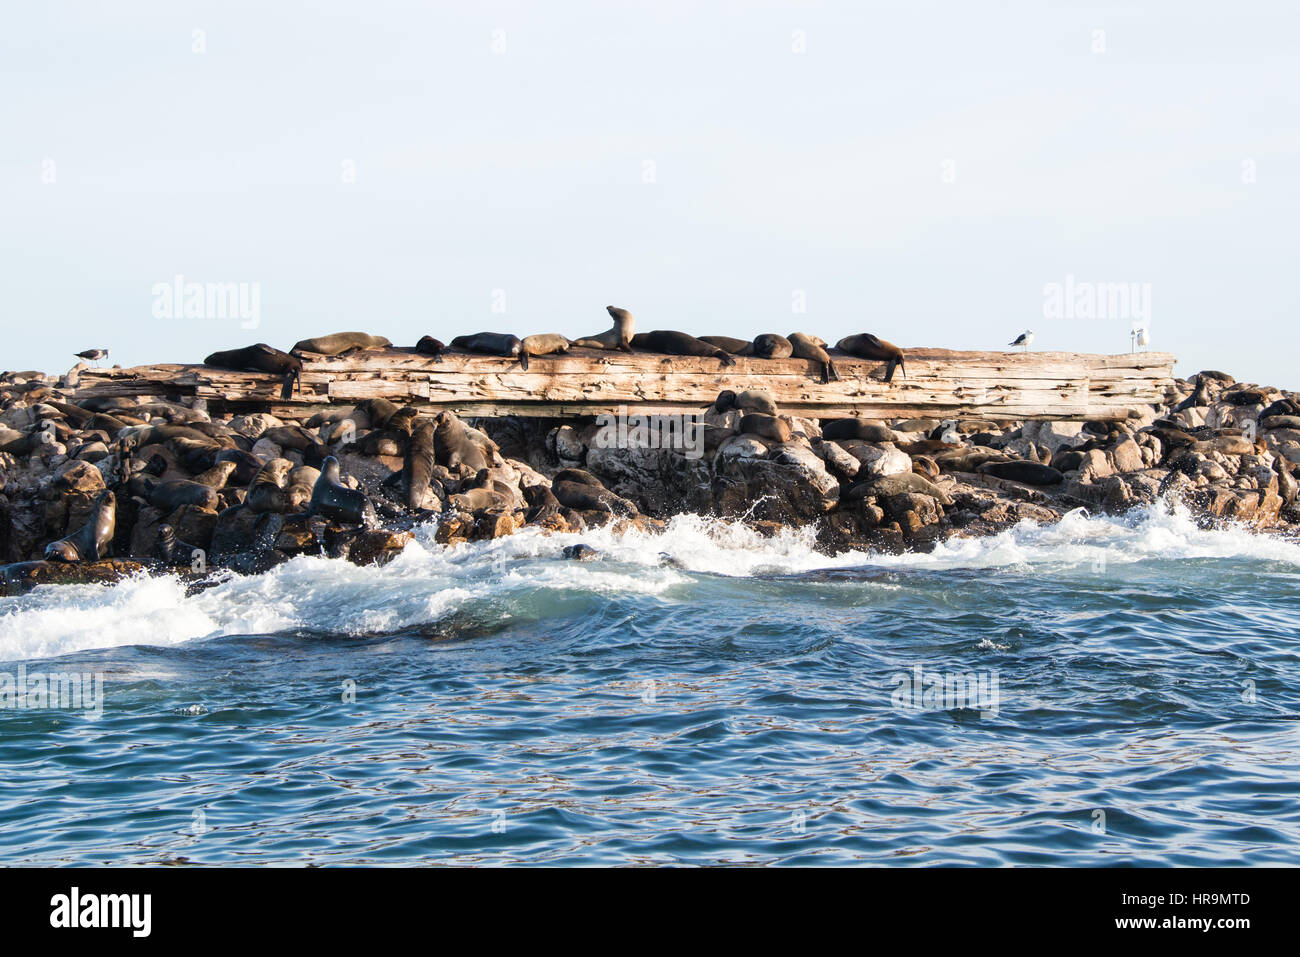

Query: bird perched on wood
left=1130, top=326, right=1149, bottom=352
left=1008, top=330, right=1034, bottom=352
left=74, top=348, right=109, bottom=366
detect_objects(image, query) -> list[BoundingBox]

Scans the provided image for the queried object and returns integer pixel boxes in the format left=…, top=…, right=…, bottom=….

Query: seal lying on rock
left=978, top=460, right=1064, bottom=486
left=552, top=480, right=638, bottom=517
left=837, top=334, right=906, bottom=383
left=571, top=306, right=634, bottom=352
left=740, top=413, right=792, bottom=444
left=44, top=490, right=116, bottom=562
left=788, top=333, right=839, bottom=383
left=631, top=331, right=736, bottom=367
left=751, top=334, right=793, bottom=359
left=414, top=336, right=446, bottom=359
left=518, top=334, right=570, bottom=370
left=203, top=344, right=302, bottom=400
left=451, top=333, right=522, bottom=359
left=699, top=336, right=754, bottom=356
left=156, top=524, right=204, bottom=567
left=291, top=332, right=391, bottom=356
left=822, top=418, right=894, bottom=443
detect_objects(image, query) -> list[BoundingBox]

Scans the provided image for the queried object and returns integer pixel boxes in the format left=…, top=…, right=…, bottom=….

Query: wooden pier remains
left=75, top=348, right=1177, bottom=422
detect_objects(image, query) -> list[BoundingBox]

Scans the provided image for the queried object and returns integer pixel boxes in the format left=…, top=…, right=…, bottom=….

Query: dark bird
left=74, top=348, right=109, bottom=366
left=1008, top=330, right=1034, bottom=352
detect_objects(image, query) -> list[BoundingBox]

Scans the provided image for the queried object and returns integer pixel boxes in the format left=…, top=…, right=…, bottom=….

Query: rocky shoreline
left=1, top=362, right=1297, bottom=595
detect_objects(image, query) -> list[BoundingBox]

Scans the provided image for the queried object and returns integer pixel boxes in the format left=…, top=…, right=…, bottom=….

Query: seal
left=192, top=460, right=238, bottom=490
left=143, top=478, right=221, bottom=513
left=448, top=487, right=510, bottom=513
left=631, top=330, right=736, bottom=366
left=204, top=344, right=302, bottom=399
left=822, top=418, right=894, bottom=443
left=291, top=332, right=392, bottom=356
left=739, top=413, right=792, bottom=444
left=306, top=456, right=377, bottom=526
left=246, top=459, right=295, bottom=514
left=44, top=490, right=116, bottom=562
left=414, top=335, right=446, bottom=359
left=699, top=336, right=753, bottom=356
left=562, top=544, right=601, bottom=561
left=402, top=420, right=438, bottom=510
left=570, top=306, right=634, bottom=352
left=518, top=333, right=571, bottom=371
left=837, top=334, right=906, bottom=383
left=553, top=467, right=605, bottom=488
left=788, top=332, right=839, bottom=383
left=432, top=411, right=489, bottom=473
left=750, top=334, right=793, bottom=359
left=156, top=524, right=204, bottom=567
left=977, top=460, right=1064, bottom=486
left=552, top=480, right=638, bottom=516
left=451, top=332, right=523, bottom=359
left=735, top=389, right=778, bottom=415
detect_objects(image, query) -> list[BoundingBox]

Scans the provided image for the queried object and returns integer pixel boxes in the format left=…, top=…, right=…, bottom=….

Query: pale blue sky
left=3, top=1, right=1298, bottom=387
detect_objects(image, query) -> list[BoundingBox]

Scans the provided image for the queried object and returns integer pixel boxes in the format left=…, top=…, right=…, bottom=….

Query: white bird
left=1130, top=326, right=1149, bottom=352
left=1008, top=330, right=1034, bottom=352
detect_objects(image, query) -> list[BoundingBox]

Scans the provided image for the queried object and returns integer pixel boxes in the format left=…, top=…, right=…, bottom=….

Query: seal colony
left=1, top=332, right=1297, bottom=593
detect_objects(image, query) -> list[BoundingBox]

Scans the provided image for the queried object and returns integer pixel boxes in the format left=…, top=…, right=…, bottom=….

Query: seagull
left=74, top=348, right=109, bottom=367
left=1130, top=326, right=1149, bottom=352
left=1008, top=330, right=1034, bottom=352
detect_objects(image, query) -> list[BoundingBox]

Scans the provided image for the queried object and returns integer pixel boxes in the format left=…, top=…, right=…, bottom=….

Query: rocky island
left=1, top=334, right=1295, bottom=595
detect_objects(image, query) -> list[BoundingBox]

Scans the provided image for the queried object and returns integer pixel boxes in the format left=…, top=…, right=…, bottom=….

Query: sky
left=3, top=1, right=1298, bottom=388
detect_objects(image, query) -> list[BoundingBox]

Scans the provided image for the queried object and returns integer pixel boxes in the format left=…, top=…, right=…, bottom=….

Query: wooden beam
left=75, top=347, right=1177, bottom=421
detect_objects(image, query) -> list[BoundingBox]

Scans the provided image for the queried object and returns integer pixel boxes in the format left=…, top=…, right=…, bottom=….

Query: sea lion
left=570, top=306, right=635, bottom=352
left=432, top=411, right=489, bottom=473
left=44, top=490, right=116, bottom=562
left=402, top=421, right=438, bottom=510
left=699, top=336, right=754, bottom=356
left=246, top=459, right=294, bottom=514
left=822, top=418, right=894, bottom=443
left=285, top=465, right=321, bottom=510
left=304, top=456, right=377, bottom=527
left=522, top=483, right=565, bottom=523
left=191, top=461, right=238, bottom=490
left=204, top=344, right=302, bottom=400
left=552, top=480, right=637, bottom=516
left=213, top=447, right=263, bottom=485
left=751, top=334, right=793, bottom=359
left=631, top=331, right=736, bottom=366
left=156, top=524, right=204, bottom=567
left=291, top=332, right=391, bottom=356
left=563, top=544, right=601, bottom=561
left=788, top=333, right=839, bottom=383
left=739, top=414, right=792, bottom=444
left=978, top=460, right=1064, bottom=486
left=518, top=334, right=571, bottom=370
left=734, top=390, right=779, bottom=415
left=451, top=332, right=522, bottom=359
left=143, top=479, right=221, bottom=513
left=414, top=335, right=446, bottom=359
left=448, top=487, right=510, bottom=513
left=837, top=334, right=906, bottom=383
left=553, top=468, right=605, bottom=488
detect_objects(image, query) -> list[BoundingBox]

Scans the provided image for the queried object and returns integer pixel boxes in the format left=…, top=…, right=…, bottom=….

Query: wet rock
left=347, top=528, right=412, bottom=566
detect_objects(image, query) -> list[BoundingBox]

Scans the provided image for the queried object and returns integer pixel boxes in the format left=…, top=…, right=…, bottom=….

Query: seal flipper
left=884, top=358, right=898, bottom=384
left=519, top=351, right=530, bottom=371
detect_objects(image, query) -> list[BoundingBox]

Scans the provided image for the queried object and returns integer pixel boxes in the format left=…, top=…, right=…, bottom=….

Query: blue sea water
left=0, top=503, right=1297, bottom=866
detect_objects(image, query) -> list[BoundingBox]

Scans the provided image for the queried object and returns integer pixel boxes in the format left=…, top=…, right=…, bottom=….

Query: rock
left=1023, top=420, right=1084, bottom=453
left=347, top=529, right=412, bottom=566
left=1108, top=437, right=1144, bottom=473
left=850, top=442, right=911, bottom=479
left=52, top=459, right=106, bottom=494
left=0, top=559, right=148, bottom=596
left=850, top=472, right=953, bottom=507
left=472, top=511, right=518, bottom=541
left=434, top=514, right=473, bottom=546
left=819, top=440, right=861, bottom=481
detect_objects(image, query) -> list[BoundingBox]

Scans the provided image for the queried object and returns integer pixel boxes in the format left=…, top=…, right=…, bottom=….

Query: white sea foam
left=1, top=502, right=1295, bottom=661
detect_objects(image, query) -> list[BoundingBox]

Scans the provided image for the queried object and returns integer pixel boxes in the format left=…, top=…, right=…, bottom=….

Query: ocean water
left=0, top=503, right=1297, bottom=866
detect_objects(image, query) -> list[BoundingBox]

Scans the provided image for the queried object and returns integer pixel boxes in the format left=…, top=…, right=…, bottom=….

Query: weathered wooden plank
left=75, top=348, right=1176, bottom=421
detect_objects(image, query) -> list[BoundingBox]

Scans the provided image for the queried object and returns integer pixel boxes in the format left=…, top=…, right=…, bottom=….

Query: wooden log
left=75, top=348, right=1177, bottom=421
